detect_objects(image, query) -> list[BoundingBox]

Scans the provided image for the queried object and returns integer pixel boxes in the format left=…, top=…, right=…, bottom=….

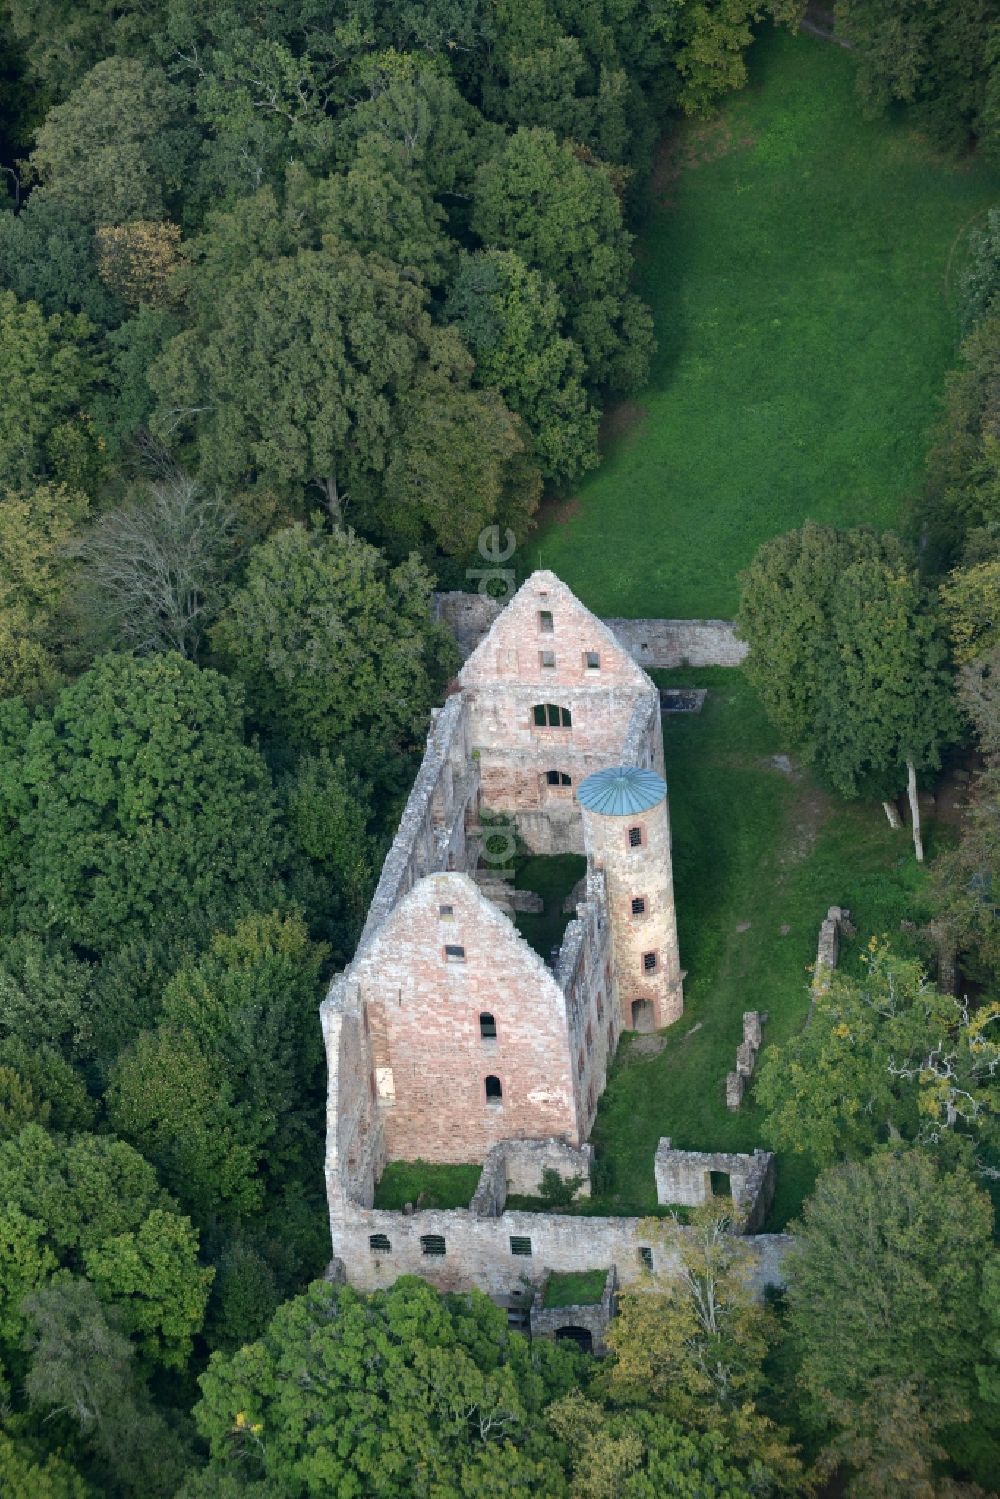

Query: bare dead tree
left=77, top=473, right=241, bottom=658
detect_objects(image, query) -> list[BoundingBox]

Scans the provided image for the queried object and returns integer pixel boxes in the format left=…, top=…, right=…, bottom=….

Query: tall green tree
left=607, top=1200, right=801, bottom=1492
left=836, top=0, right=1000, bottom=155
left=27, top=57, right=194, bottom=226
left=446, top=249, right=599, bottom=484
left=786, top=1151, right=997, bottom=1483
left=0, top=1123, right=211, bottom=1368
left=471, top=126, right=654, bottom=391
left=0, top=653, right=285, bottom=960
left=0, top=481, right=88, bottom=700
left=22, top=1276, right=193, bottom=1498
left=212, top=524, right=456, bottom=767
left=152, top=242, right=532, bottom=545
left=193, top=1277, right=579, bottom=1498
left=739, top=523, right=957, bottom=856
left=148, top=910, right=326, bottom=1185
left=755, top=940, right=1000, bottom=1167
left=0, top=290, right=98, bottom=490
left=920, top=314, right=1000, bottom=570
left=0, top=192, right=122, bottom=324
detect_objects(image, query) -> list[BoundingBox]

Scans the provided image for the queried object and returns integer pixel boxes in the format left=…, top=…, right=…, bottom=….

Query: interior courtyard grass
left=588, top=669, right=934, bottom=1228
left=531, top=24, right=999, bottom=619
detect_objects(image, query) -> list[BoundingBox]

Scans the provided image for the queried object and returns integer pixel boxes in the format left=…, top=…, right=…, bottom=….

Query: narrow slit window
left=596, top=992, right=604, bottom=1020
left=420, top=1234, right=446, bottom=1256
left=369, top=1233, right=391, bottom=1253
left=445, top=944, right=465, bottom=962
left=479, top=1011, right=496, bottom=1039
left=485, top=1074, right=503, bottom=1101
left=632, top=896, right=646, bottom=916
left=638, top=1245, right=653, bottom=1270
left=510, top=1235, right=532, bottom=1257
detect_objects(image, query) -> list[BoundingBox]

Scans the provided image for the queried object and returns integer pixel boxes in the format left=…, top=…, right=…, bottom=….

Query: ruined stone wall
left=604, top=618, right=748, bottom=669
left=356, top=695, right=476, bottom=955
left=654, top=1141, right=775, bottom=1234
left=433, top=591, right=747, bottom=669
left=530, top=1266, right=617, bottom=1353
left=554, top=871, right=618, bottom=1139
left=469, top=1138, right=594, bottom=1215
left=330, top=1194, right=791, bottom=1299
left=320, top=976, right=384, bottom=1209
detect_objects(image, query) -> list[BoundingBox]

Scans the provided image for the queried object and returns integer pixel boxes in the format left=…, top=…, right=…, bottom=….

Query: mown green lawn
left=531, top=25, right=999, bottom=618
left=588, top=669, right=934, bottom=1228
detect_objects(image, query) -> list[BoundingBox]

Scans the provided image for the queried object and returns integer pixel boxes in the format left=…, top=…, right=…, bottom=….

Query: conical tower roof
left=577, top=766, right=667, bottom=816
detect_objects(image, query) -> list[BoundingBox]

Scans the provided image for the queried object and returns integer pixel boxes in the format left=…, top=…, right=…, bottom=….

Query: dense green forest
left=0, top=0, right=999, bottom=1494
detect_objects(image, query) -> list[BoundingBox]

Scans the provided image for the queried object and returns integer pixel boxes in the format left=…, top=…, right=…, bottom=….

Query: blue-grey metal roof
left=577, top=766, right=667, bottom=816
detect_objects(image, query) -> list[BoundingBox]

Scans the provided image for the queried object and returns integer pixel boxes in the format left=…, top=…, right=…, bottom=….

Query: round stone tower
left=578, top=766, right=683, bottom=1033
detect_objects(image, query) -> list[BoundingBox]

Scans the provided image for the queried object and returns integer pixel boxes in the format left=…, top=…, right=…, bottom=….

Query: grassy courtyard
left=532, top=25, right=999, bottom=618
left=588, top=669, right=933, bottom=1228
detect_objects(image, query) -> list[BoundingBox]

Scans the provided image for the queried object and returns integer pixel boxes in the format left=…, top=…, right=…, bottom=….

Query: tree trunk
left=882, top=800, right=902, bottom=829
left=316, top=474, right=343, bottom=527
left=906, top=760, right=924, bottom=863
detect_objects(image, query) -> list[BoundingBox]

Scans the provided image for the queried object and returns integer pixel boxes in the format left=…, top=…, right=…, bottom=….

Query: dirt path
left=799, top=2, right=853, bottom=48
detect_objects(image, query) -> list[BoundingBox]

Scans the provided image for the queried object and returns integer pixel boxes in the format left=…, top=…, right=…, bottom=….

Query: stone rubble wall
left=654, top=1139, right=776, bottom=1234
left=726, top=1010, right=767, bottom=1111
left=814, top=905, right=850, bottom=988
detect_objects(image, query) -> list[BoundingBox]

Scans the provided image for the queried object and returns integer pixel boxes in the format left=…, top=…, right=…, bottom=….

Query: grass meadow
left=531, top=25, right=998, bottom=619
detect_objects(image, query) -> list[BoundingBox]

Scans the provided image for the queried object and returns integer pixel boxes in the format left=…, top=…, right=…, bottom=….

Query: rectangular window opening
left=420, top=1234, right=447, bottom=1256
left=628, top=826, right=643, bottom=848
left=540, top=650, right=556, bottom=669
left=509, top=1235, right=532, bottom=1257
left=439, top=904, right=454, bottom=919
left=369, top=1233, right=391, bottom=1253
left=585, top=651, right=600, bottom=670
left=539, top=610, right=554, bottom=633
left=445, top=944, right=466, bottom=962
left=638, top=1246, right=653, bottom=1270
left=631, top=896, right=646, bottom=916
left=642, top=952, right=657, bottom=973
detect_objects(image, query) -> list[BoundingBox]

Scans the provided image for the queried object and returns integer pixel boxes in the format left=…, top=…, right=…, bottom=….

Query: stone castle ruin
left=321, top=572, right=789, bottom=1311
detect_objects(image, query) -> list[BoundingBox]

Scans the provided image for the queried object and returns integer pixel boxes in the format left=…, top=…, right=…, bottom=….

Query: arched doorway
left=631, top=998, right=654, bottom=1033
left=555, top=1325, right=594, bottom=1353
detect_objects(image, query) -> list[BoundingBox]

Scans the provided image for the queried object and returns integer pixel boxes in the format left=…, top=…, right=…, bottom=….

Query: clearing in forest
left=532, top=25, right=999, bottom=619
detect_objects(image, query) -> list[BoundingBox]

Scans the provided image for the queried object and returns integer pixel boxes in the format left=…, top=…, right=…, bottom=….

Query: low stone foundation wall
left=654, top=1140, right=775, bottom=1234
